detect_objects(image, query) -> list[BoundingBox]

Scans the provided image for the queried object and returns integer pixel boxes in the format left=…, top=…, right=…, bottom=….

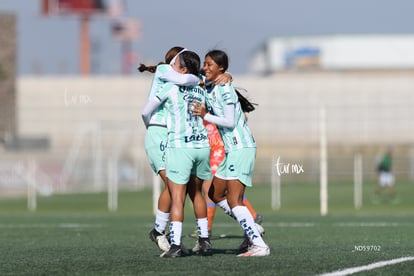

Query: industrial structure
left=250, top=34, right=414, bottom=74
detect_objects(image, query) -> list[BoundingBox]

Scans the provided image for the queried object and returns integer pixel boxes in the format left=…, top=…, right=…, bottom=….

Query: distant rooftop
left=250, top=34, right=414, bottom=74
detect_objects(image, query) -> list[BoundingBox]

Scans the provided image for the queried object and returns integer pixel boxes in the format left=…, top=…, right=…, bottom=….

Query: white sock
left=169, top=221, right=182, bottom=246
left=217, top=199, right=236, bottom=220
left=232, top=205, right=267, bottom=247
left=196, top=217, right=209, bottom=238
left=154, top=209, right=170, bottom=234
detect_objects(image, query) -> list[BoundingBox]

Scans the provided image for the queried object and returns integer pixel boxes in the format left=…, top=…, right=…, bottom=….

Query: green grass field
left=0, top=180, right=413, bottom=275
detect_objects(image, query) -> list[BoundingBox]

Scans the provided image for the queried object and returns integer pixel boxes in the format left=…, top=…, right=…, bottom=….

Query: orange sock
left=207, top=203, right=216, bottom=232
left=243, top=197, right=257, bottom=220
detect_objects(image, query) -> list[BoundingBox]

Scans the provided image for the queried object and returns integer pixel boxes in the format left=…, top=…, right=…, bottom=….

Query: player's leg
left=162, top=179, right=187, bottom=258
left=226, top=148, right=269, bottom=257
left=208, top=176, right=235, bottom=219
left=145, top=127, right=170, bottom=252
left=226, top=180, right=269, bottom=257
left=189, top=147, right=213, bottom=255
left=210, top=154, right=236, bottom=219
left=376, top=172, right=387, bottom=195
left=148, top=169, right=171, bottom=252
left=190, top=142, right=222, bottom=238
left=154, top=170, right=170, bottom=234
left=188, top=175, right=212, bottom=255
left=242, top=195, right=264, bottom=224
left=203, top=179, right=216, bottom=235
left=161, top=148, right=194, bottom=258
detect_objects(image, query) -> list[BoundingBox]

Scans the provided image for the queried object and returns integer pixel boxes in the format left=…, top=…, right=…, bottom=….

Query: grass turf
left=0, top=180, right=413, bottom=275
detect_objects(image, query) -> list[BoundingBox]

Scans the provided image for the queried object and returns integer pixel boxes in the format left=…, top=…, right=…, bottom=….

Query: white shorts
left=379, top=172, right=394, bottom=187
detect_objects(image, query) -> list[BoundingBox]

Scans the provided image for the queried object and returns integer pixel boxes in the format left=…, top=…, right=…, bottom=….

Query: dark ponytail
left=138, top=63, right=158, bottom=73
left=138, top=46, right=185, bottom=74
left=235, top=88, right=257, bottom=113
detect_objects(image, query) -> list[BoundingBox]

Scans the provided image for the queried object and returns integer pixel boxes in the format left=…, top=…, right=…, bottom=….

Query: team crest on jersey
left=233, top=137, right=238, bottom=145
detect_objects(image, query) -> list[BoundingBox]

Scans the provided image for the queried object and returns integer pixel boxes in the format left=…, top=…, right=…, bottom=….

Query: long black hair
left=235, top=88, right=257, bottom=113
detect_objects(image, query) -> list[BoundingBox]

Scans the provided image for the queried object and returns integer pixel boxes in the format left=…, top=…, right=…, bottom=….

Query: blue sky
left=1, top=0, right=414, bottom=75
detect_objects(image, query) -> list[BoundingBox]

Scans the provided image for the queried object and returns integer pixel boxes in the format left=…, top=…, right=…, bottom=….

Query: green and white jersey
left=205, top=84, right=256, bottom=152
left=145, top=64, right=199, bottom=126
left=146, top=64, right=170, bottom=126
left=156, top=83, right=210, bottom=149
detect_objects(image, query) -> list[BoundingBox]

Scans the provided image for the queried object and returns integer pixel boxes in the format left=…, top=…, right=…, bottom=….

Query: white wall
left=17, top=76, right=149, bottom=149
left=16, top=73, right=414, bottom=184
left=18, top=73, right=414, bottom=149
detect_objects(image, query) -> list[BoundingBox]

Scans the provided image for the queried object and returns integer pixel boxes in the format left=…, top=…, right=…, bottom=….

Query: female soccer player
left=191, top=119, right=265, bottom=254
left=142, top=50, right=212, bottom=258
left=192, top=50, right=270, bottom=257
left=140, top=46, right=200, bottom=253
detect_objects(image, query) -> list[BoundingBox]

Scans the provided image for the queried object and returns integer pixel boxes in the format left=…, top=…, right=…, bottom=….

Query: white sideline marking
left=319, top=256, right=414, bottom=276
left=334, top=222, right=403, bottom=227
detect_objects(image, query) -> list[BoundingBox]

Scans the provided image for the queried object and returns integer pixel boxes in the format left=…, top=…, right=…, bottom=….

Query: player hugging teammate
left=141, top=47, right=269, bottom=258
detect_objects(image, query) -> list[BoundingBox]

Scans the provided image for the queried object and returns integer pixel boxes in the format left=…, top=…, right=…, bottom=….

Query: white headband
left=169, top=48, right=188, bottom=65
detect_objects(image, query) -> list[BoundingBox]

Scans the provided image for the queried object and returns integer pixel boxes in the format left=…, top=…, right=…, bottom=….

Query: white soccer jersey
left=145, top=64, right=199, bottom=126
left=156, top=83, right=210, bottom=149
left=205, top=84, right=256, bottom=152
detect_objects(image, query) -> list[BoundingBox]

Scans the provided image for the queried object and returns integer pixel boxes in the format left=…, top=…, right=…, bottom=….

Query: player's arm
left=194, top=103, right=235, bottom=129
left=160, top=68, right=200, bottom=86
left=141, top=97, right=162, bottom=128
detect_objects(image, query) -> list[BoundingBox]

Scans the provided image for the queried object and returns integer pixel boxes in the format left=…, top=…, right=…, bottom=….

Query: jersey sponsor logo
left=179, top=86, right=205, bottom=107
left=184, top=133, right=208, bottom=143
left=183, top=94, right=203, bottom=104
left=179, top=86, right=205, bottom=95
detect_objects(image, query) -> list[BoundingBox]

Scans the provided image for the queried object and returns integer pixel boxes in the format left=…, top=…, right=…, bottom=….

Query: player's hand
left=214, top=72, right=232, bottom=85
left=191, top=102, right=207, bottom=118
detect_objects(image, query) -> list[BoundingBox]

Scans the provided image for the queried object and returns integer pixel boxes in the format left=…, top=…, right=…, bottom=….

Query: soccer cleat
left=160, top=244, right=182, bottom=258
left=238, top=224, right=264, bottom=253
left=192, top=237, right=212, bottom=256
left=238, top=234, right=253, bottom=253
left=180, top=242, right=190, bottom=256
left=149, top=228, right=170, bottom=252
left=192, top=240, right=201, bottom=253
left=237, top=245, right=270, bottom=257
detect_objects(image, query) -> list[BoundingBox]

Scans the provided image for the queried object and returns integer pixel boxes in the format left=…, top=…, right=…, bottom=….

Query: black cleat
left=149, top=228, right=170, bottom=252
left=194, top=237, right=212, bottom=256
left=238, top=234, right=253, bottom=254
left=160, top=244, right=183, bottom=258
